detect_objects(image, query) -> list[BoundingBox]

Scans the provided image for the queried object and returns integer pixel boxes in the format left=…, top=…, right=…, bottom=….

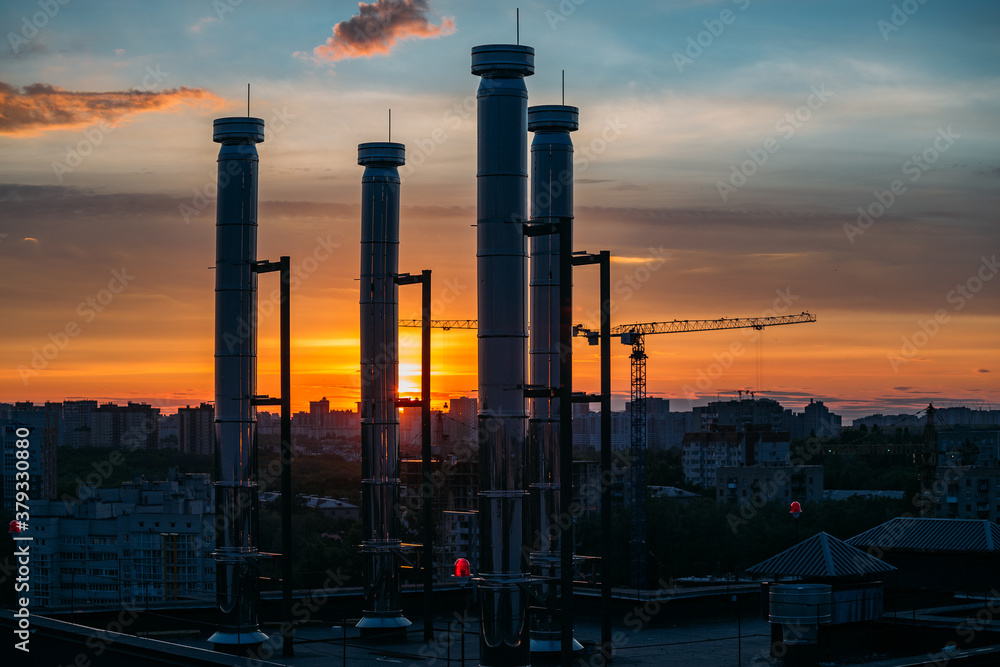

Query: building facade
left=177, top=403, right=215, bottom=456
left=716, top=464, right=823, bottom=506
left=29, top=469, right=215, bottom=608
left=1, top=403, right=59, bottom=512
left=61, top=400, right=98, bottom=448
left=91, top=402, right=160, bottom=449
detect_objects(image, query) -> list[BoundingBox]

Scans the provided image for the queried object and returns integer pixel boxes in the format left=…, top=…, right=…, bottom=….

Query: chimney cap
left=213, top=117, right=265, bottom=144
left=471, top=44, right=534, bottom=77
left=358, top=141, right=406, bottom=167
left=528, top=105, right=579, bottom=133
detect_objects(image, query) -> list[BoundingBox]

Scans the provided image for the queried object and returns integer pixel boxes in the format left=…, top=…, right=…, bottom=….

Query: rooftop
left=847, top=517, right=1000, bottom=554
left=746, top=531, right=896, bottom=578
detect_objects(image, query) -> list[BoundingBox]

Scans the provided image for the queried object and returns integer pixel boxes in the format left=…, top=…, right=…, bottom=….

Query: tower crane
left=575, top=312, right=817, bottom=589
left=398, top=319, right=477, bottom=331
left=405, top=314, right=818, bottom=589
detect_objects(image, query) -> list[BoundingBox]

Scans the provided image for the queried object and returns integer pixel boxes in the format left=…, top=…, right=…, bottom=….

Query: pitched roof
left=746, top=531, right=896, bottom=578
left=846, top=517, right=1000, bottom=554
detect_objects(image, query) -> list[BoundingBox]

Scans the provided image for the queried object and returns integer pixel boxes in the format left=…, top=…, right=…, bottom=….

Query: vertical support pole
left=421, top=269, right=434, bottom=642
left=599, top=250, right=612, bottom=662
left=559, top=220, right=574, bottom=665
left=280, top=255, right=293, bottom=657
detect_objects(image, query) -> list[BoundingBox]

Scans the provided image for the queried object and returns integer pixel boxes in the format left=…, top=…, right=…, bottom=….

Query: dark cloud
left=0, top=81, right=222, bottom=136
left=977, top=369, right=991, bottom=373
left=3, top=37, right=48, bottom=59
left=312, top=0, right=455, bottom=62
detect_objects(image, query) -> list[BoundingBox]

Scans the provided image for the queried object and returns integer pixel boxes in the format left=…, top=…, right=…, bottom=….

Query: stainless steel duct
left=210, top=117, right=267, bottom=652
left=471, top=43, right=534, bottom=667
left=527, top=104, right=581, bottom=655
left=357, top=141, right=411, bottom=633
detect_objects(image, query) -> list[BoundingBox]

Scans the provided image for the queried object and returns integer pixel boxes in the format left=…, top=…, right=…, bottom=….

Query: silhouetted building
left=61, top=400, right=98, bottom=448
left=854, top=407, right=1000, bottom=430
left=90, top=402, right=160, bottom=450
left=178, top=403, right=215, bottom=456
left=802, top=399, right=842, bottom=438
left=309, top=397, right=331, bottom=427
left=717, top=464, right=823, bottom=505
left=444, top=396, right=478, bottom=451
left=694, top=397, right=842, bottom=440
left=573, top=409, right=630, bottom=450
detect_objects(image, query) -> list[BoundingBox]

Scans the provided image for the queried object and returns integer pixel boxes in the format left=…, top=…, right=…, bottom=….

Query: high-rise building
left=309, top=397, right=331, bottom=427
left=61, top=400, right=98, bottom=448
left=572, top=409, right=631, bottom=450
left=91, top=402, right=160, bottom=450
left=681, top=424, right=792, bottom=488
left=1, top=402, right=59, bottom=512
left=178, top=403, right=215, bottom=456
left=682, top=427, right=747, bottom=489
left=444, top=397, right=478, bottom=450
left=802, top=399, right=842, bottom=438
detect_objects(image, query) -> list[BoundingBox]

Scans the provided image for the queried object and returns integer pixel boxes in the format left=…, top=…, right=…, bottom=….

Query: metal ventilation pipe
left=210, top=117, right=267, bottom=652
left=527, top=104, right=582, bottom=655
left=357, top=141, right=411, bottom=634
left=471, top=43, right=534, bottom=667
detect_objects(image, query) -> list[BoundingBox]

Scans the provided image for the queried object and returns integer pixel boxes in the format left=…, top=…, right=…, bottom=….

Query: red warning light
left=454, top=558, right=471, bottom=578
left=9, top=520, right=21, bottom=534
left=789, top=501, right=802, bottom=518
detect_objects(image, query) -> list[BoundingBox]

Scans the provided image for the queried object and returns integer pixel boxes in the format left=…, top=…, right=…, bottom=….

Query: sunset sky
left=1, top=0, right=997, bottom=421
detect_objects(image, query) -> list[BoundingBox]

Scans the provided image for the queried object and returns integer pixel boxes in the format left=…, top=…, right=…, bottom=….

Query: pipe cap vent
left=471, top=44, right=535, bottom=77
left=213, top=117, right=265, bottom=144
left=528, top=105, right=579, bottom=132
left=358, top=142, right=406, bottom=166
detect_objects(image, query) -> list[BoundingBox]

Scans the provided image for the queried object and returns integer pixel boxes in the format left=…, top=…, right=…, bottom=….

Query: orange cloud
left=0, top=81, right=223, bottom=136
left=313, top=0, right=455, bottom=62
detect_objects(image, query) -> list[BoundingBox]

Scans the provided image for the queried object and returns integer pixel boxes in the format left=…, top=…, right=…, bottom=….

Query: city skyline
left=2, top=0, right=998, bottom=421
